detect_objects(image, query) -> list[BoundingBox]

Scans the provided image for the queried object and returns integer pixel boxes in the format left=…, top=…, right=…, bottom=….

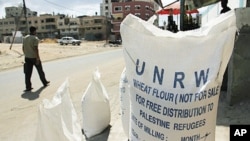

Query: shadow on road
left=21, top=86, right=46, bottom=100
left=216, top=91, right=250, bottom=126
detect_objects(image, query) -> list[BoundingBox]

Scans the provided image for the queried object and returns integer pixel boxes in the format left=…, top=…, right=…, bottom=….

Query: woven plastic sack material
left=81, top=69, right=111, bottom=138
left=119, top=68, right=130, bottom=137
left=120, top=11, right=237, bottom=141
left=36, top=78, right=83, bottom=141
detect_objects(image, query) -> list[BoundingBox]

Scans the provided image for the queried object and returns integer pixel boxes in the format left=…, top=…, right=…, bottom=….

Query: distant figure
left=22, top=26, right=50, bottom=92
left=220, top=0, right=231, bottom=14
left=167, top=16, right=178, bottom=33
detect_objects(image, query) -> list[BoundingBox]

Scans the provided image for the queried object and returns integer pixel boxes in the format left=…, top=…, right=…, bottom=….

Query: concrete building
left=100, top=0, right=156, bottom=18
left=110, top=0, right=156, bottom=40
left=100, top=0, right=113, bottom=17
left=57, top=16, right=81, bottom=39
left=78, top=16, right=107, bottom=41
left=5, top=6, right=37, bottom=18
left=2, top=1, right=161, bottom=42
left=57, top=15, right=108, bottom=40
left=0, top=13, right=108, bottom=42
left=100, top=0, right=158, bottom=41
left=29, top=14, right=59, bottom=39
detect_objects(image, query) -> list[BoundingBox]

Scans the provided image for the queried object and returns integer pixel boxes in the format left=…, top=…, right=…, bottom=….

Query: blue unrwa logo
left=230, top=125, right=249, bottom=141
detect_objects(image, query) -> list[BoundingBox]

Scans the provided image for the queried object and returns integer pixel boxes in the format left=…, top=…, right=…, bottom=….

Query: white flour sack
left=81, top=69, right=111, bottom=138
left=120, top=11, right=236, bottom=141
left=119, top=68, right=130, bottom=137
left=35, top=79, right=83, bottom=141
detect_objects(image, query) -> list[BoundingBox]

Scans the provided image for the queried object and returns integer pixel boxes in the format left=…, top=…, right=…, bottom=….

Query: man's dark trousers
left=24, top=57, right=47, bottom=89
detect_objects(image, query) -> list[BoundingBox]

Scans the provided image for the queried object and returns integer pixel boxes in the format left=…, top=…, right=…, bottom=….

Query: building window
left=125, top=5, right=130, bottom=11
left=135, top=5, right=141, bottom=10
left=34, top=20, right=38, bottom=24
left=114, top=6, right=122, bottom=12
left=94, top=19, right=102, bottom=24
left=145, top=13, right=150, bottom=20
left=46, top=18, right=55, bottom=23
left=70, top=22, right=77, bottom=25
left=21, top=21, right=26, bottom=25
left=135, top=13, right=140, bottom=17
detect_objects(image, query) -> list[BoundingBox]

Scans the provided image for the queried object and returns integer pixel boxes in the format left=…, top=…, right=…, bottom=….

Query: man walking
left=23, top=26, right=50, bottom=92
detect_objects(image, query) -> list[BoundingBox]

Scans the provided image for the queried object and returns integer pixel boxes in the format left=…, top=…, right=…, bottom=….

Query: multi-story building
left=100, top=0, right=113, bottom=17
left=5, top=6, right=37, bottom=18
left=29, top=14, right=59, bottom=38
left=57, top=15, right=107, bottom=40
left=0, top=18, right=16, bottom=36
left=111, top=0, right=156, bottom=40
left=0, top=13, right=107, bottom=42
left=1, top=1, right=158, bottom=42
left=78, top=16, right=107, bottom=40
left=57, top=16, right=81, bottom=39
left=0, top=13, right=60, bottom=42
left=100, top=0, right=158, bottom=41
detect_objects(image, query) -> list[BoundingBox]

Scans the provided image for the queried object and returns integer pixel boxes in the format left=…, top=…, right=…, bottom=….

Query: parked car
left=57, top=37, right=81, bottom=45
left=107, top=39, right=122, bottom=47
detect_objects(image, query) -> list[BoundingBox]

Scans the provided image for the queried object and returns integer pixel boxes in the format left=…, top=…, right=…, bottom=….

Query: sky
left=0, top=0, right=177, bottom=18
left=0, top=0, right=103, bottom=18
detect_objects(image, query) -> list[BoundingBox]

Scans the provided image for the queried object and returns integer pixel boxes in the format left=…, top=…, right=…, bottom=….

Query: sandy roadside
left=0, top=41, right=119, bottom=71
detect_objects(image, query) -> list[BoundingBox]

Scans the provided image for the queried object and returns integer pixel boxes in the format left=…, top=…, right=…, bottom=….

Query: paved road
left=0, top=49, right=123, bottom=96
left=0, top=49, right=128, bottom=141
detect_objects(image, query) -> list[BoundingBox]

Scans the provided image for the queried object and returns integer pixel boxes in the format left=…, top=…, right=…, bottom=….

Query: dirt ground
left=0, top=40, right=118, bottom=71
left=0, top=41, right=250, bottom=141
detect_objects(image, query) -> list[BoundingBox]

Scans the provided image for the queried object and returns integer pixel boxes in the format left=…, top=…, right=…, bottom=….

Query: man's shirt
left=23, top=35, right=39, bottom=58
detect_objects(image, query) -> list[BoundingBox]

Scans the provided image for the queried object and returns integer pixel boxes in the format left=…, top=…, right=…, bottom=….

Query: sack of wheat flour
left=119, top=68, right=130, bottom=137
left=120, top=10, right=237, bottom=141
left=36, top=78, right=83, bottom=141
left=81, top=69, right=111, bottom=138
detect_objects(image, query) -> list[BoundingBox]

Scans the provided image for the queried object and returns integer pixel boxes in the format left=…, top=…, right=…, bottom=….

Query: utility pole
left=23, top=0, right=29, bottom=35
left=180, top=0, right=185, bottom=31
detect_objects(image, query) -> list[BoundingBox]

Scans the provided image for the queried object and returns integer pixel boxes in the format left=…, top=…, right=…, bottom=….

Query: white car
left=57, top=37, right=81, bottom=45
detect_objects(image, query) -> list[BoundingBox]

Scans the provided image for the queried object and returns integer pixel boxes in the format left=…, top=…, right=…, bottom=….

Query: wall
left=227, top=7, right=250, bottom=105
